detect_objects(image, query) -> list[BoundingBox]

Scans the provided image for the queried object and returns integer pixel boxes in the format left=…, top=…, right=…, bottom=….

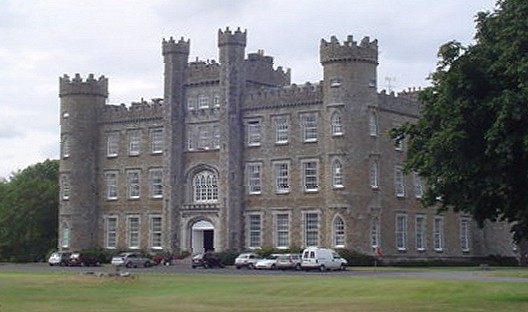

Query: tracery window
left=193, top=171, right=218, bottom=203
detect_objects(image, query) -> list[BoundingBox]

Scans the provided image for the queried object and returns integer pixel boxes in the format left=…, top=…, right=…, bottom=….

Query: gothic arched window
left=331, top=112, right=343, bottom=136
left=193, top=171, right=218, bottom=203
left=333, top=216, right=345, bottom=247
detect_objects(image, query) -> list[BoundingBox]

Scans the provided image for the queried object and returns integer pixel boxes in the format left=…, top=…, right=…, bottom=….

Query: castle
left=58, top=27, right=516, bottom=261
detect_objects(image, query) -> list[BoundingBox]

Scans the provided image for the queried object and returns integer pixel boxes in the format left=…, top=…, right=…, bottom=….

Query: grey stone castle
left=58, top=27, right=516, bottom=261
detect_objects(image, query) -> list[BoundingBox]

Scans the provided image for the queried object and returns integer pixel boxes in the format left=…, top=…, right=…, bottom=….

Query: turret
left=320, top=35, right=378, bottom=103
left=58, top=73, right=108, bottom=251
left=218, top=27, right=247, bottom=250
left=162, top=36, right=190, bottom=251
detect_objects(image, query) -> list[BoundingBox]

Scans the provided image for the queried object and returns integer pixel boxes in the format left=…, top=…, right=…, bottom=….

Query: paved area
left=1, top=262, right=527, bottom=282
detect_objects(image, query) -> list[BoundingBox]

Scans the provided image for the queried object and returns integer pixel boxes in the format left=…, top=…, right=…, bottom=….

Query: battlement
left=99, top=98, right=164, bottom=123
left=162, top=36, right=190, bottom=55
left=59, top=73, right=108, bottom=97
left=187, top=58, right=220, bottom=84
left=218, top=27, right=247, bottom=47
left=377, top=88, right=422, bottom=116
left=244, top=82, right=323, bottom=110
left=320, top=35, right=378, bottom=65
left=246, top=50, right=291, bottom=87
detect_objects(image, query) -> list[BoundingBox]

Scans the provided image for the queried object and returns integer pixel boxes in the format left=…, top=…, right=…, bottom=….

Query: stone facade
left=58, top=27, right=517, bottom=261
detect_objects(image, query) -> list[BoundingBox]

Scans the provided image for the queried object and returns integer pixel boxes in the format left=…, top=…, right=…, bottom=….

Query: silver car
left=111, top=252, right=152, bottom=268
left=234, top=253, right=262, bottom=269
left=276, top=253, right=302, bottom=271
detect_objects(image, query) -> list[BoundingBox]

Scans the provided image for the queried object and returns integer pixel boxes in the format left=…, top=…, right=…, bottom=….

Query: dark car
left=67, top=253, right=100, bottom=267
left=191, top=253, right=225, bottom=269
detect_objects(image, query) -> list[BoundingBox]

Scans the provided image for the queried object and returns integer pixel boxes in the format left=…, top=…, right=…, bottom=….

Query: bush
left=216, top=250, right=239, bottom=265
left=79, top=248, right=115, bottom=263
left=336, top=248, right=378, bottom=266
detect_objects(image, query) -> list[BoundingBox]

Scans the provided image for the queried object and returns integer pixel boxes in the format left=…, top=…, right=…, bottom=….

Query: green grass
left=0, top=270, right=527, bottom=311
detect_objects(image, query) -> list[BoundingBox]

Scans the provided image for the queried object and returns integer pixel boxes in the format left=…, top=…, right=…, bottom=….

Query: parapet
left=162, top=36, right=190, bottom=56
left=246, top=51, right=291, bottom=87
left=320, top=35, right=378, bottom=65
left=218, top=27, right=247, bottom=47
left=377, top=88, right=422, bottom=116
left=99, top=98, right=164, bottom=123
left=187, top=58, right=220, bottom=85
left=59, top=73, right=108, bottom=97
left=244, top=82, right=323, bottom=110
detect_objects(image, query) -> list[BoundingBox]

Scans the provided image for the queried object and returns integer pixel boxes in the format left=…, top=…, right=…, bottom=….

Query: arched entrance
left=191, top=220, right=215, bottom=254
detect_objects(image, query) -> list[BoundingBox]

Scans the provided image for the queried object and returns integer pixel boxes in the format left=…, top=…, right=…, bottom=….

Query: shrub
left=336, top=248, right=378, bottom=266
left=216, top=250, right=239, bottom=265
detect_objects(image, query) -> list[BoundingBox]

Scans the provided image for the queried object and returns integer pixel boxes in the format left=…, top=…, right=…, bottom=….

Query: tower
left=218, top=27, right=247, bottom=249
left=59, top=73, right=108, bottom=251
left=162, top=36, right=190, bottom=251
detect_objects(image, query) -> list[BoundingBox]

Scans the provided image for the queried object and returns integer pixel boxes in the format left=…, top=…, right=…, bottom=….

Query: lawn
left=0, top=270, right=527, bottom=312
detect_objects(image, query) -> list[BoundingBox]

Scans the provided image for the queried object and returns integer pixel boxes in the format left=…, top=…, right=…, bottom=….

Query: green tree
left=0, top=159, right=59, bottom=262
left=391, top=0, right=528, bottom=243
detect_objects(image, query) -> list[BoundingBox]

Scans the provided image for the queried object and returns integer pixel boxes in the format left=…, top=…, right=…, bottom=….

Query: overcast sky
left=0, top=0, right=497, bottom=179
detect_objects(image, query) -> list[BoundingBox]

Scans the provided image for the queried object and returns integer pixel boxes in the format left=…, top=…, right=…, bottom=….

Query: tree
left=391, top=0, right=528, bottom=243
left=0, top=159, right=59, bottom=262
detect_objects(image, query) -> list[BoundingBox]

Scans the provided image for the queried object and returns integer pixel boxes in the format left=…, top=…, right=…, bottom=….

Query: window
left=213, top=93, right=221, bottom=107
left=187, top=128, right=195, bottom=151
left=370, top=217, right=380, bottom=248
left=248, top=214, right=261, bottom=248
left=304, top=212, right=319, bottom=247
left=212, top=125, right=220, bottom=149
left=62, top=135, right=70, bottom=158
left=369, top=111, right=378, bottom=136
left=302, top=160, right=319, bottom=192
left=394, top=166, right=405, bottom=197
left=301, top=113, right=318, bottom=142
left=149, top=168, right=163, bottom=198
left=198, top=94, right=209, bottom=109
left=331, top=112, right=343, bottom=136
left=333, top=216, right=345, bottom=248
left=61, top=174, right=70, bottom=200
left=107, top=132, right=119, bottom=157
left=370, top=160, right=379, bottom=189
left=416, top=215, right=426, bottom=250
left=460, top=218, right=470, bottom=251
left=395, top=138, right=404, bottom=151
left=105, top=216, right=118, bottom=249
left=150, top=216, right=162, bottom=249
left=150, top=128, right=163, bottom=154
left=105, top=171, right=118, bottom=200
left=187, top=95, right=197, bottom=110
left=127, top=216, right=140, bottom=249
left=433, top=216, right=444, bottom=251
left=128, top=129, right=141, bottom=155
left=414, top=173, right=424, bottom=198
left=198, top=126, right=211, bottom=150
left=247, top=120, right=261, bottom=146
left=332, top=160, right=344, bottom=188
left=193, top=171, right=218, bottom=203
left=61, top=226, right=70, bottom=248
left=274, top=115, right=289, bottom=144
left=127, top=170, right=141, bottom=199
left=275, top=213, right=290, bottom=248
left=395, top=214, right=407, bottom=250
left=273, top=161, right=290, bottom=194
left=247, top=163, right=262, bottom=194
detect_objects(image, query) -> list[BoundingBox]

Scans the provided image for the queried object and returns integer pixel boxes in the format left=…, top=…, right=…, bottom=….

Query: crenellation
left=377, top=89, right=422, bottom=116
left=320, top=35, right=378, bottom=65
left=246, top=51, right=291, bottom=87
left=244, top=82, right=323, bottom=109
left=99, top=98, right=164, bottom=123
left=162, top=36, right=190, bottom=55
left=59, top=73, right=108, bottom=97
left=218, top=27, right=247, bottom=47
left=187, top=59, right=220, bottom=84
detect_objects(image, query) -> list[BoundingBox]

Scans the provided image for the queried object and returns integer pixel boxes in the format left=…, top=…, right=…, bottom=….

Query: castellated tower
left=218, top=27, right=247, bottom=249
left=59, top=73, right=108, bottom=251
left=162, top=37, right=190, bottom=250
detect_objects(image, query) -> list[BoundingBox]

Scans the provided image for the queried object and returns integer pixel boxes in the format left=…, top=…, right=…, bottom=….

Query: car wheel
left=236, top=266, right=241, bottom=269
left=271, top=264, right=276, bottom=270
left=144, top=261, right=151, bottom=268
left=248, top=263, right=255, bottom=270
left=126, top=262, right=133, bottom=268
left=319, top=265, right=326, bottom=272
left=295, top=264, right=301, bottom=271
left=341, top=264, right=347, bottom=271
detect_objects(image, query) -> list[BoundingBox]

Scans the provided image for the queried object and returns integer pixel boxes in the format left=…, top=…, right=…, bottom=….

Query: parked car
left=48, top=251, right=72, bottom=266
left=301, top=247, right=347, bottom=271
left=111, top=252, right=153, bottom=268
left=67, top=253, right=100, bottom=267
left=234, top=253, right=262, bottom=269
left=191, top=252, right=225, bottom=269
left=255, top=254, right=280, bottom=270
left=276, top=253, right=302, bottom=271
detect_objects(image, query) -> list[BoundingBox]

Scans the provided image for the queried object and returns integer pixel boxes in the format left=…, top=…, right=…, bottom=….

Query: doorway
left=191, top=220, right=215, bottom=254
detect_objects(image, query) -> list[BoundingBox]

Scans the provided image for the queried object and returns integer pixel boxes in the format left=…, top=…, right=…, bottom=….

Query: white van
left=301, top=247, right=347, bottom=271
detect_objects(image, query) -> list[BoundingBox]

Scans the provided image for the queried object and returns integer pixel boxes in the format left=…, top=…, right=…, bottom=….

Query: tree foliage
left=390, top=0, right=528, bottom=241
left=0, top=159, right=59, bottom=261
